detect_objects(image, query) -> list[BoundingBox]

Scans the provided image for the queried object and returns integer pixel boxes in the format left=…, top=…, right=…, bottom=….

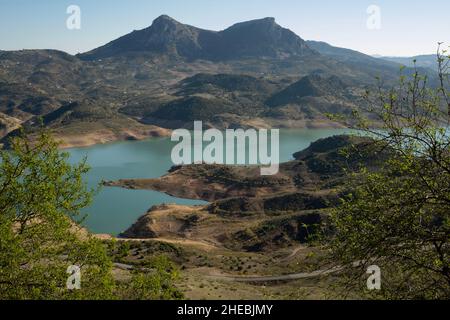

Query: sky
left=0, top=0, right=449, bottom=57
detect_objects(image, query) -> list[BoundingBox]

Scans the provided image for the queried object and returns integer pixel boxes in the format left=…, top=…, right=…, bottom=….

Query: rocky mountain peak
left=79, top=16, right=315, bottom=61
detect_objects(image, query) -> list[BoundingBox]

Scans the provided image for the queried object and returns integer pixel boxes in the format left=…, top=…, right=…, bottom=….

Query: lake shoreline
left=57, top=126, right=172, bottom=149
left=57, top=119, right=347, bottom=149
left=107, top=135, right=380, bottom=244
left=69, top=128, right=352, bottom=235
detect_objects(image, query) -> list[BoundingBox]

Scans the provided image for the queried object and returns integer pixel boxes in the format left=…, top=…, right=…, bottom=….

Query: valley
left=1, top=11, right=445, bottom=301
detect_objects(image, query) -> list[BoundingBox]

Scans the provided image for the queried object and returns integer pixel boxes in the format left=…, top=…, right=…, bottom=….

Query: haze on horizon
left=0, top=0, right=448, bottom=57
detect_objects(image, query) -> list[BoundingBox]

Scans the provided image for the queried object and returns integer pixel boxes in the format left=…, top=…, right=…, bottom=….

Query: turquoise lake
left=67, top=128, right=350, bottom=235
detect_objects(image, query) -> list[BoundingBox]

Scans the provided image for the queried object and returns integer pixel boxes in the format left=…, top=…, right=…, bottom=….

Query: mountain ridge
left=79, top=15, right=316, bottom=61
left=375, top=54, right=438, bottom=71
left=0, top=16, right=437, bottom=147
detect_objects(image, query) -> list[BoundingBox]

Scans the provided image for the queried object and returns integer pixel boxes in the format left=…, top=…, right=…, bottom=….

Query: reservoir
left=67, top=128, right=350, bottom=235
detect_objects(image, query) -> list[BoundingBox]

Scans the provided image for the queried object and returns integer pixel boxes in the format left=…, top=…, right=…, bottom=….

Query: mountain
left=307, top=40, right=440, bottom=85
left=0, top=16, right=439, bottom=146
left=80, top=15, right=315, bottom=61
left=79, top=15, right=208, bottom=61
left=306, top=41, right=397, bottom=66
left=307, top=41, right=423, bottom=78
left=375, top=54, right=438, bottom=71
left=208, top=17, right=314, bottom=60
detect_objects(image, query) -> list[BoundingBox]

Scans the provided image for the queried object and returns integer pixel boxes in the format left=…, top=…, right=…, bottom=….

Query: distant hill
left=306, top=40, right=436, bottom=80
left=306, top=41, right=396, bottom=67
left=375, top=54, right=438, bottom=71
left=266, top=74, right=348, bottom=107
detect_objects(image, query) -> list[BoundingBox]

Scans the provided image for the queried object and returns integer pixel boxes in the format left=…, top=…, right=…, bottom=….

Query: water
left=67, top=128, right=350, bottom=235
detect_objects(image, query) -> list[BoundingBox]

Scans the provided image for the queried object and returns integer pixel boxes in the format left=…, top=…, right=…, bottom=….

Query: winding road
left=111, top=237, right=345, bottom=283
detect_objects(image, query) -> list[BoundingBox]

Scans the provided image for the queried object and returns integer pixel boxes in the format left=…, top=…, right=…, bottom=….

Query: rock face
left=80, top=15, right=315, bottom=61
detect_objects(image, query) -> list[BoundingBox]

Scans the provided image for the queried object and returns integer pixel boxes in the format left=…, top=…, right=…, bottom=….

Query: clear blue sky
left=0, top=0, right=448, bottom=56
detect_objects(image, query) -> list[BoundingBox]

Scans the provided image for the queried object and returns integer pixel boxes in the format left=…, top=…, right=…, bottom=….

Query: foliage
left=328, top=46, right=450, bottom=299
left=117, top=255, right=184, bottom=300
left=0, top=130, right=182, bottom=300
left=0, top=129, right=114, bottom=299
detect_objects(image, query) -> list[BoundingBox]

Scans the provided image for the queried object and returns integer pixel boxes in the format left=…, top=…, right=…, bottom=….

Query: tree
left=328, top=47, right=450, bottom=299
left=0, top=129, right=114, bottom=299
left=0, top=129, right=184, bottom=300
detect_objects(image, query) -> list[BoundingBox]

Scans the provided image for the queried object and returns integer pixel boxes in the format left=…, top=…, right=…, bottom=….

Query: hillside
left=266, top=74, right=349, bottom=106
left=106, top=135, right=391, bottom=251
left=307, top=40, right=437, bottom=82
left=376, top=54, right=438, bottom=71
left=0, top=15, right=431, bottom=146
left=99, top=134, right=398, bottom=299
left=79, top=16, right=315, bottom=61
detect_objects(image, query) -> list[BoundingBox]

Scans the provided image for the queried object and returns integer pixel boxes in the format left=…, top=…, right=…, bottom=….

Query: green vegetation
left=0, top=129, right=182, bottom=299
left=329, top=49, right=450, bottom=299
left=117, top=256, right=183, bottom=300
